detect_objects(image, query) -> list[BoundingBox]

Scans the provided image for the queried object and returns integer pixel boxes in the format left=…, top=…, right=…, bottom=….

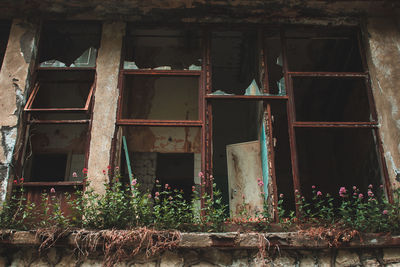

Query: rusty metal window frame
left=279, top=26, right=392, bottom=215
left=16, top=22, right=101, bottom=188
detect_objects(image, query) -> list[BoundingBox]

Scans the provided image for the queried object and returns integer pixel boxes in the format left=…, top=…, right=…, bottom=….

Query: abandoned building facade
left=1, top=0, right=400, bottom=266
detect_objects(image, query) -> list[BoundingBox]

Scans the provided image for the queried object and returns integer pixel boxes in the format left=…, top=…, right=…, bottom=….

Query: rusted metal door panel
left=227, top=140, right=264, bottom=218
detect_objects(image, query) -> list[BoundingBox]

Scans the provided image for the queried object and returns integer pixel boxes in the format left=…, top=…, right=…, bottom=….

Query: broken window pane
left=296, top=128, right=382, bottom=202
left=286, top=28, right=363, bottom=72
left=212, top=100, right=267, bottom=217
left=0, top=21, right=10, bottom=70
left=23, top=124, right=88, bottom=182
left=121, top=76, right=199, bottom=120
left=125, top=28, right=202, bottom=70
left=39, top=22, right=101, bottom=67
left=292, top=77, right=372, bottom=122
left=211, top=31, right=262, bottom=95
left=29, top=70, right=95, bottom=110
left=119, top=126, right=201, bottom=195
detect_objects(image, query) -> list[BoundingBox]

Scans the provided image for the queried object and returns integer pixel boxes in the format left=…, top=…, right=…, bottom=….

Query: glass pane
left=293, top=77, right=372, bottom=122
left=121, top=76, right=199, bottom=120
left=125, top=28, right=202, bottom=70
left=296, top=128, right=382, bottom=202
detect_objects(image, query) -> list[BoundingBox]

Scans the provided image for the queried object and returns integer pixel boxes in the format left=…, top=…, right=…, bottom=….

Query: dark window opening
left=271, top=102, right=295, bottom=213
left=285, top=28, right=363, bottom=72
left=265, top=32, right=284, bottom=95
left=211, top=31, right=262, bottom=95
left=39, top=22, right=101, bottom=67
left=125, top=28, right=202, bottom=70
left=296, top=128, right=383, bottom=203
left=156, top=153, right=194, bottom=201
left=0, top=21, right=11, bottom=71
left=31, top=154, right=67, bottom=182
left=293, top=77, right=372, bottom=122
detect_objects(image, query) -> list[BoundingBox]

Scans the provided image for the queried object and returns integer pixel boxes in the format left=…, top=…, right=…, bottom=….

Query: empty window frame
left=17, top=21, right=101, bottom=186
left=116, top=26, right=204, bottom=198
left=114, top=25, right=389, bottom=220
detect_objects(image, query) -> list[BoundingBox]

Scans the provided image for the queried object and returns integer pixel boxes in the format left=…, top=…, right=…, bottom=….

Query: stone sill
left=1, top=230, right=400, bottom=250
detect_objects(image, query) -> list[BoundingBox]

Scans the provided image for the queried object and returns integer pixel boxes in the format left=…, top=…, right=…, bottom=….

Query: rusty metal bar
left=24, top=82, right=40, bottom=111
left=293, top=121, right=378, bottom=128
left=205, top=95, right=288, bottom=100
left=27, top=119, right=90, bottom=124
left=25, top=107, right=88, bottom=112
left=15, top=181, right=83, bottom=187
left=37, top=67, right=96, bottom=71
left=281, top=28, right=301, bottom=216
left=121, top=70, right=201, bottom=76
left=287, top=72, right=368, bottom=77
left=84, top=80, right=96, bottom=110
left=116, top=119, right=202, bottom=127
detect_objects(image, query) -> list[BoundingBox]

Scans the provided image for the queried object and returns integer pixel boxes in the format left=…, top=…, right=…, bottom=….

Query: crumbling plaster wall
left=0, top=19, right=38, bottom=201
left=86, top=21, right=125, bottom=195
left=365, top=17, right=400, bottom=188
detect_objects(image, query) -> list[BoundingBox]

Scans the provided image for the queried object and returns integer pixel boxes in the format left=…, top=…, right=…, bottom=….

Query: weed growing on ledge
left=2, top=170, right=400, bottom=236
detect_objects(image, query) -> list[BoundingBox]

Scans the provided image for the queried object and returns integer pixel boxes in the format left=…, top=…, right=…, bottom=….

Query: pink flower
left=279, top=193, right=284, bottom=198
left=147, top=194, right=152, bottom=198
left=192, top=186, right=196, bottom=192
left=368, top=190, right=374, bottom=197
left=368, top=184, right=373, bottom=189
left=380, top=184, right=384, bottom=188
left=50, top=188, right=56, bottom=194
left=132, top=179, right=137, bottom=186
left=102, top=170, right=106, bottom=175
left=107, top=165, right=111, bottom=170
left=317, top=191, right=322, bottom=196
left=155, top=191, right=160, bottom=197
left=312, top=185, right=316, bottom=189
left=115, top=166, right=119, bottom=170
left=198, top=172, right=204, bottom=178
left=20, top=178, right=24, bottom=183
left=155, top=179, right=159, bottom=183
left=168, top=196, right=173, bottom=200
left=339, top=187, right=347, bottom=197
left=72, top=172, right=78, bottom=178
left=383, top=210, right=388, bottom=215
left=353, top=186, right=357, bottom=190
left=358, top=193, right=363, bottom=199
left=258, top=179, right=264, bottom=187
left=210, top=175, right=214, bottom=180
left=13, top=179, right=17, bottom=184
left=82, top=168, right=88, bottom=175
left=165, top=184, right=169, bottom=189
left=295, top=189, right=299, bottom=193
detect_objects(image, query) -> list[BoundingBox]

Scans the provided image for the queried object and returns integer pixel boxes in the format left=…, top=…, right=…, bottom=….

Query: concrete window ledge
left=1, top=230, right=400, bottom=250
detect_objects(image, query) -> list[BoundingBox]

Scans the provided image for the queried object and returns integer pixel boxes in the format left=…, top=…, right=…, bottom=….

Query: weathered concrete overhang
left=0, top=1, right=399, bottom=23
left=2, top=230, right=400, bottom=250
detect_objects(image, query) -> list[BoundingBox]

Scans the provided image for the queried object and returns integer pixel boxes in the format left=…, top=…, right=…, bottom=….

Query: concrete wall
left=2, top=246, right=400, bottom=266
left=0, top=19, right=38, bottom=201
left=365, top=17, right=400, bottom=188
left=86, top=21, right=125, bottom=194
